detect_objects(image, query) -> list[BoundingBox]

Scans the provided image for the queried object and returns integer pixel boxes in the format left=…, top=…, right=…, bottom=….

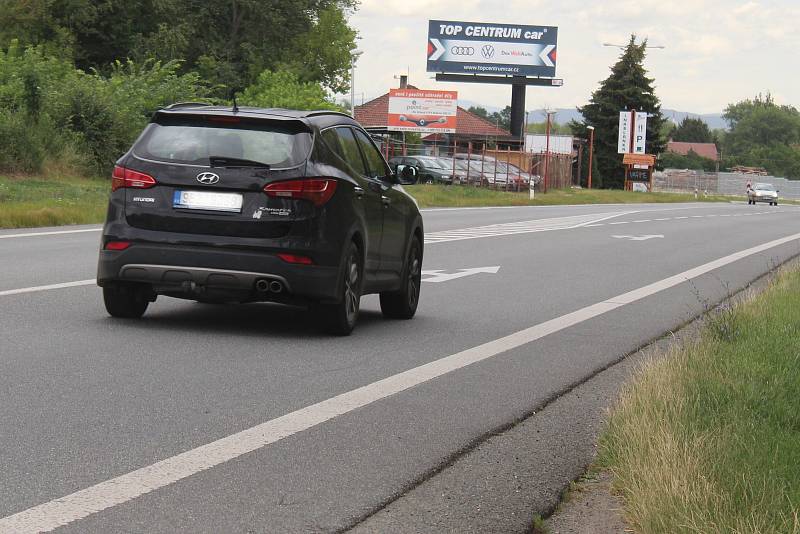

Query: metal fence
left=654, top=169, right=800, bottom=200
left=374, top=137, right=575, bottom=192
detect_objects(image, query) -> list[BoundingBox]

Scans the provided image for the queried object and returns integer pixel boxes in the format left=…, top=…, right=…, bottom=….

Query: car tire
left=380, top=236, right=422, bottom=320
left=316, top=241, right=362, bottom=336
left=103, top=284, right=150, bottom=318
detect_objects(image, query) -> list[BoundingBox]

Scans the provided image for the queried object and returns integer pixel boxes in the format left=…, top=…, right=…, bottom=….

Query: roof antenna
left=232, top=95, right=239, bottom=113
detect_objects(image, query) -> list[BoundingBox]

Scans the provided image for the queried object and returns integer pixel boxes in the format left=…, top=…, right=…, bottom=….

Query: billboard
left=427, top=20, right=558, bottom=77
left=387, top=88, right=458, bottom=133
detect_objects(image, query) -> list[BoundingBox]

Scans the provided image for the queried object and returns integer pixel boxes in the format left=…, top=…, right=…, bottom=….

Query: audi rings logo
left=196, top=172, right=220, bottom=185
left=450, top=46, right=474, bottom=56
left=481, top=45, right=495, bottom=60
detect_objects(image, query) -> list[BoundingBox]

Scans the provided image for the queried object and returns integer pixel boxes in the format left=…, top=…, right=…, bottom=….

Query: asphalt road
left=1, top=202, right=799, bottom=533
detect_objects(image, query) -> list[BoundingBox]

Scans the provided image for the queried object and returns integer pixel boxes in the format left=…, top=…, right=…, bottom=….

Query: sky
left=347, top=0, right=799, bottom=117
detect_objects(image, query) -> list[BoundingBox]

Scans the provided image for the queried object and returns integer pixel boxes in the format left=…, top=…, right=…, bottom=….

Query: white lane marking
left=611, top=235, right=664, bottom=241
left=3, top=232, right=800, bottom=533
left=424, top=211, right=636, bottom=244
left=608, top=221, right=629, bottom=225
left=675, top=216, right=689, bottom=219
left=633, top=219, right=651, bottom=223
left=653, top=218, right=670, bottom=221
left=0, top=228, right=101, bottom=239
left=0, top=280, right=95, bottom=297
left=583, top=224, right=604, bottom=227
left=421, top=266, right=500, bottom=283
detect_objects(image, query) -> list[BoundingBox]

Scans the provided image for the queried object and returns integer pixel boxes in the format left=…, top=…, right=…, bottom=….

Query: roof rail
left=305, top=110, right=353, bottom=119
left=162, top=102, right=214, bottom=110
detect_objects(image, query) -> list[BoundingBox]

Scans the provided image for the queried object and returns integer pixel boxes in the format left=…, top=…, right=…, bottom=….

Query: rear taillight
left=111, top=165, right=157, bottom=192
left=263, top=178, right=337, bottom=207
left=277, top=253, right=314, bottom=265
left=105, top=241, right=131, bottom=250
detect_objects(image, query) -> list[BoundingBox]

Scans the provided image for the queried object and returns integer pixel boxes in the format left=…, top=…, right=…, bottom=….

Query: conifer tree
left=571, top=35, right=666, bottom=188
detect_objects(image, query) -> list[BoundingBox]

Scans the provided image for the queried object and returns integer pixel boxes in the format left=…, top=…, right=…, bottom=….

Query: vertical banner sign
left=618, top=111, right=632, bottom=154
left=387, top=89, right=458, bottom=133
left=633, top=112, right=648, bottom=154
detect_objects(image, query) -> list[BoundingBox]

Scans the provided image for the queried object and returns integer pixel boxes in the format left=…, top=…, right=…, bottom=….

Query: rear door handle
left=381, top=196, right=391, bottom=206
left=354, top=186, right=365, bottom=198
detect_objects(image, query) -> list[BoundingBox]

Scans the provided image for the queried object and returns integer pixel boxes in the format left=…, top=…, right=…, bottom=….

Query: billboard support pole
left=510, top=77, right=526, bottom=140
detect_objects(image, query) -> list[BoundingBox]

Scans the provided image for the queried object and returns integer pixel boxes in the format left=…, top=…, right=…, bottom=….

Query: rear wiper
left=209, top=156, right=270, bottom=169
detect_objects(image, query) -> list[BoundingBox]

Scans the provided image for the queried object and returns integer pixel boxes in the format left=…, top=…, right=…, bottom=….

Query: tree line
left=0, top=0, right=357, bottom=175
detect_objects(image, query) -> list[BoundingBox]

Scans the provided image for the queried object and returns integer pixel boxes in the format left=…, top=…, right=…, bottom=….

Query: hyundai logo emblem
left=196, top=172, right=220, bottom=185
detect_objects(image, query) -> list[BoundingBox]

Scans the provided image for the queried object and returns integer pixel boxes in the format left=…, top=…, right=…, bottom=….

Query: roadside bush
left=0, top=43, right=209, bottom=176
left=0, top=110, right=44, bottom=172
left=239, top=70, right=343, bottom=111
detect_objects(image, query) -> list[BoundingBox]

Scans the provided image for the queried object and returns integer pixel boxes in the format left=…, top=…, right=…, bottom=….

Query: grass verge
left=599, top=266, right=800, bottom=533
left=406, top=184, right=738, bottom=208
left=0, top=174, right=109, bottom=229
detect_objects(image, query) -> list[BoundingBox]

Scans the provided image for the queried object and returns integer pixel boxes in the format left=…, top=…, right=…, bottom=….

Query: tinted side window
left=335, top=127, right=368, bottom=175
left=317, top=129, right=348, bottom=174
left=354, top=130, right=391, bottom=179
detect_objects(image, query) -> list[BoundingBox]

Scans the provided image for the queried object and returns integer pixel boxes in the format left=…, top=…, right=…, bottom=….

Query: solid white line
left=3, top=232, right=800, bottom=533
left=0, top=280, right=95, bottom=297
left=0, top=228, right=101, bottom=239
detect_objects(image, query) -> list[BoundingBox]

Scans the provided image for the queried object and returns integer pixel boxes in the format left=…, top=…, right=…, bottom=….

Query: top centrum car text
left=438, top=24, right=545, bottom=40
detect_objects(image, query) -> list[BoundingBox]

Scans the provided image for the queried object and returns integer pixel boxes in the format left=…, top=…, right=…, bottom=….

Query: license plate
left=173, top=190, right=243, bottom=213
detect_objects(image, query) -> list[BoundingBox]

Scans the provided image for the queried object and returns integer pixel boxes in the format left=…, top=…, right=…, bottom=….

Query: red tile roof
left=354, top=88, right=511, bottom=138
left=667, top=141, right=719, bottom=161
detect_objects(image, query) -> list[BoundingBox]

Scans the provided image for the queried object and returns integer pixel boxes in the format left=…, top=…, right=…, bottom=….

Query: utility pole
left=543, top=111, right=555, bottom=193
left=587, top=125, right=595, bottom=189
left=349, top=50, right=363, bottom=117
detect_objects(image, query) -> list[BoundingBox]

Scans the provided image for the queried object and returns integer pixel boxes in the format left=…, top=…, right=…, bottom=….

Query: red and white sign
left=387, top=89, right=457, bottom=133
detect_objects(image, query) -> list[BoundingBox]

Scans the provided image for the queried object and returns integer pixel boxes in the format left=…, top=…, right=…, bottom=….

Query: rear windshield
left=133, top=117, right=312, bottom=168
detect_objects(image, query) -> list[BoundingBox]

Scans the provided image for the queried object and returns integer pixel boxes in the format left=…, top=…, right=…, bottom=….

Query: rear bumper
left=97, top=243, right=340, bottom=301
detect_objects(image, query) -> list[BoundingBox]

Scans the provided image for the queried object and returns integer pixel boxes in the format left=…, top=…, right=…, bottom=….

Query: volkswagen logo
left=450, top=46, right=474, bottom=56
left=481, top=45, right=495, bottom=59
left=196, top=172, right=220, bottom=185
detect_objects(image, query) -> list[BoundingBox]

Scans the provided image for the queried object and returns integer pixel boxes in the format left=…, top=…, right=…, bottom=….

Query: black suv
left=97, top=104, right=423, bottom=335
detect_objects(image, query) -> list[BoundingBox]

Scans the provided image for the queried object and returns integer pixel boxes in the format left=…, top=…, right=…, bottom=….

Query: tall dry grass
left=600, top=269, right=800, bottom=533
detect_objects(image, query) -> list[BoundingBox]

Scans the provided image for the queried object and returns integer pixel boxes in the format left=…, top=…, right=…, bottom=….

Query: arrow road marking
left=422, top=266, right=501, bottom=283
left=612, top=234, right=664, bottom=241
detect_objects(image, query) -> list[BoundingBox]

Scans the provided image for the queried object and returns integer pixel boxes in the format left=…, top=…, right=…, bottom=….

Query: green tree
left=238, top=70, right=343, bottom=111
left=659, top=149, right=717, bottom=172
left=489, top=106, right=511, bottom=131
left=0, top=0, right=359, bottom=96
left=722, top=93, right=800, bottom=178
left=671, top=117, right=713, bottom=143
left=467, top=106, right=489, bottom=120
left=570, top=35, right=667, bottom=188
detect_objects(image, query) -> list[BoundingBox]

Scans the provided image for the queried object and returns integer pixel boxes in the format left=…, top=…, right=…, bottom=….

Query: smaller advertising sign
left=633, top=112, right=648, bottom=154
left=618, top=111, right=632, bottom=154
left=387, top=89, right=458, bottom=133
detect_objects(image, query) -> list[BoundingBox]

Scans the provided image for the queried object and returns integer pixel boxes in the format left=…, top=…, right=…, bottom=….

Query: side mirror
left=396, top=164, right=418, bottom=185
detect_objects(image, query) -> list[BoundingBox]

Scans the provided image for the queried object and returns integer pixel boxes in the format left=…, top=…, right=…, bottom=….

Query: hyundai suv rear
left=97, top=104, right=423, bottom=335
